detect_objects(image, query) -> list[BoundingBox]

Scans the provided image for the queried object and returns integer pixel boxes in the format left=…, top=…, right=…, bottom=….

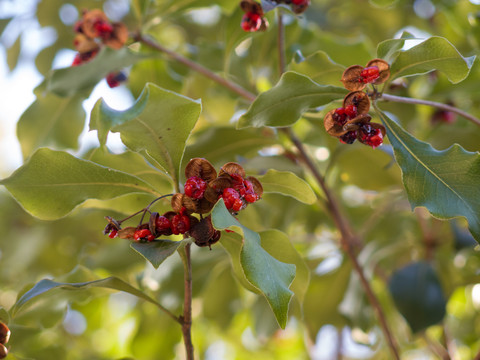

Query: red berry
left=358, top=124, right=383, bottom=148
left=222, top=188, right=242, bottom=210
left=72, top=53, right=83, bottom=66
left=155, top=215, right=171, bottom=232
left=134, top=229, right=152, bottom=241
left=241, top=12, right=262, bottom=32
left=359, top=66, right=380, bottom=83
left=292, top=0, right=309, bottom=4
left=344, top=104, right=358, bottom=118
left=184, top=176, right=207, bottom=199
left=333, top=108, right=348, bottom=126
left=339, top=131, right=357, bottom=144
left=108, top=229, right=118, bottom=238
left=171, top=214, right=190, bottom=235
left=106, top=71, right=127, bottom=88
left=242, top=180, right=259, bottom=203
left=232, top=198, right=244, bottom=212
left=94, top=20, right=114, bottom=38
left=147, top=234, right=155, bottom=242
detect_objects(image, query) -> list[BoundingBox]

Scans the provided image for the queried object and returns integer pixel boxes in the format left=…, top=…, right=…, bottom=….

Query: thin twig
left=180, top=243, right=194, bottom=360
left=422, top=332, right=450, bottom=360
left=135, top=33, right=256, bottom=102
left=380, top=93, right=480, bottom=127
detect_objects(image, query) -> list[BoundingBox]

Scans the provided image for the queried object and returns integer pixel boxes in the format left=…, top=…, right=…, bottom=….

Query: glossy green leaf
left=10, top=276, right=167, bottom=318
left=289, top=51, right=345, bottom=85
left=131, top=240, right=183, bottom=269
left=90, top=83, right=202, bottom=185
left=388, top=262, right=447, bottom=333
left=388, top=36, right=476, bottom=84
left=0, top=148, right=160, bottom=220
left=183, top=127, right=278, bottom=167
left=17, top=88, right=86, bottom=159
left=47, top=47, right=146, bottom=97
left=212, top=200, right=296, bottom=328
left=238, top=72, right=348, bottom=128
left=376, top=31, right=415, bottom=62
left=376, top=107, right=480, bottom=244
left=257, top=169, right=317, bottom=204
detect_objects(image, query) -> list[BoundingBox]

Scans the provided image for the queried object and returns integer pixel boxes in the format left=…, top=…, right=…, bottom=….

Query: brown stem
left=277, top=9, right=286, bottom=76
left=136, top=33, right=400, bottom=359
left=475, top=348, right=480, bottom=360
left=135, top=33, right=256, bottom=102
left=380, top=93, right=480, bottom=127
left=181, top=243, right=194, bottom=360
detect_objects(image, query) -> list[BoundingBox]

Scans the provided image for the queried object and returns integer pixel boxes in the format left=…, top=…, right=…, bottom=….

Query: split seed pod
left=343, top=91, right=370, bottom=115
left=341, top=59, right=390, bottom=91
left=245, top=176, right=263, bottom=198
left=219, top=162, right=246, bottom=178
left=366, top=58, right=390, bottom=84
left=0, top=322, right=10, bottom=345
left=185, top=158, right=217, bottom=183
left=103, top=22, right=129, bottom=49
left=81, top=9, right=110, bottom=38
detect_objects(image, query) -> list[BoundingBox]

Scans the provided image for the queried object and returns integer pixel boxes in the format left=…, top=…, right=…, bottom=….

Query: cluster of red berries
left=0, top=322, right=10, bottom=359
left=104, top=158, right=263, bottom=249
left=240, top=0, right=269, bottom=32
left=323, top=59, right=390, bottom=148
left=71, top=9, right=128, bottom=88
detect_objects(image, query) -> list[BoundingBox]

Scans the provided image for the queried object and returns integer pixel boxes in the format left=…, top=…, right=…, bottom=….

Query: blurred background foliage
left=1, top=0, right=480, bottom=359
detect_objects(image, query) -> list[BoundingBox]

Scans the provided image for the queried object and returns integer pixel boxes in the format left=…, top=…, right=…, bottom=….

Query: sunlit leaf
left=131, top=240, right=183, bottom=269
left=238, top=72, right=347, bottom=128
left=0, top=148, right=160, bottom=220
left=376, top=31, right=415, bottom=62
left=212, top=200, right=295, bottom=328
left=389, top=262, right=447, bottom=333
left=257, top=169, right=317, bottom=204
left=90, top=83, right=202, bottom=186
left=17, top=86, right=86, bottom=159
left=388, top=36, right=476, bottom=84
left=376, top=107, right=480, bottom=244
left=289, top=51, right=345, bottom=85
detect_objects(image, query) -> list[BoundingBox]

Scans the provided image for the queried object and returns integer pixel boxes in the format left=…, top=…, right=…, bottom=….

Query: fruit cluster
left=240, top=0, right=269, bottom=32
left=104, top=158, right=263, bottom=248
left=324, top=59, right=390, bottom=148
left=0, top=322, right=10, bottom=359
left=71, top=9, right=128, bottom=88
left=269, top=0, right=311, bottom=14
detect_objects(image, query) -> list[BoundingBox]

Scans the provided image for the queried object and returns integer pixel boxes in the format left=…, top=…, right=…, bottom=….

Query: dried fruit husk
left=81, top=9, right=109, bottom=38
left=204, top=176, right=233, bottom=203
left=341, top=65, right=366, bottom=91
left=171, top=193, right=184, bottom=213
left=219, top=162, right=246, bottom=178
left=0, top=323, right=10, bottom=345
left=191, top=216, right=221, bottom=248
left=103, top=22, right=128, bottom=49
left=73, top=34, right=99, bottom=53
left=366, top=58, right=390, bottom=85
left=324, top=109, right=350, bottom=137
left=183, top=196, right=215, bottom=214
left=0, top=343, right=7, bottom=359
left=240, top=0, right=264, bottom=15
left=343, top=91, right=370, bottom=115
left=185, top=158, right=217, bottom=183
left=342, top=114, right=372, bottom=132
left=117, top=226, right=137, bottom=240
left=245, top=176, right=263, bottom=198
left=103, top=216, right=121, bottom=235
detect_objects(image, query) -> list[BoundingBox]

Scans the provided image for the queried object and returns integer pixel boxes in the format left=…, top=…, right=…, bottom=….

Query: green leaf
left=130, top=240, right=183, bottom=269
left=17, top=87, right=86, bottom=159
left=257, top=169, right=317, bottom=204
left=376, top=106, right=480, bottom=244
left=47, top=47, right=146, bottom=97
left=388, top=262, right=447, bottom=333
left=288, top=51, right=345, bottom=85
left=10, top=276, right=166, bottom=318
left=6, top=35, right=21, bottom=71
left=0, top=148, right=160, bottom=220
left=212, top=200, right=296, bottom=328
left=376, top=31, right=415, bottom=63
left=388, top=36, right=476, bottom=84
left=90, top=83, right=202, bottom=186
left=238, top=72, right=348, bottom=128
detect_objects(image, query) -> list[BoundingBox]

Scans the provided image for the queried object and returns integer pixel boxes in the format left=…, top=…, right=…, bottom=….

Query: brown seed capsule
left=240, top=0, right=264, bottom=16
left=103, top=216, right=121, bottom=235
left=0, top=322, right=10, bottom=345
left=103, top=22, right=129, bottom=49
left=182, top=196, right=215, bottom=214
left=185, top=158, right=217, bottom=183
left=219, top=162, right=246, bottom=178
left=81, top=9, right=110, bottom=39
left=324, top=109, right=350, bottom=137
left=245, top=176, right=263, bottom=198
left=117, top=226, right=137, bottom=240
left=343, top=91, right=370, bottom=115
left=190, top=216, right=221, bottom=249
left=366, top=58, right=390, bottom=85
left=73, top=34, right=99, bottom=53
left=0, top=343, right=7, bottom=359
left=343, top=114, right=372, bottom=132
left=341, top=65, right=366, bottom=91
left=171, top=193, right=185, bottom=213
left=204, top=176, right=233, bottom=203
